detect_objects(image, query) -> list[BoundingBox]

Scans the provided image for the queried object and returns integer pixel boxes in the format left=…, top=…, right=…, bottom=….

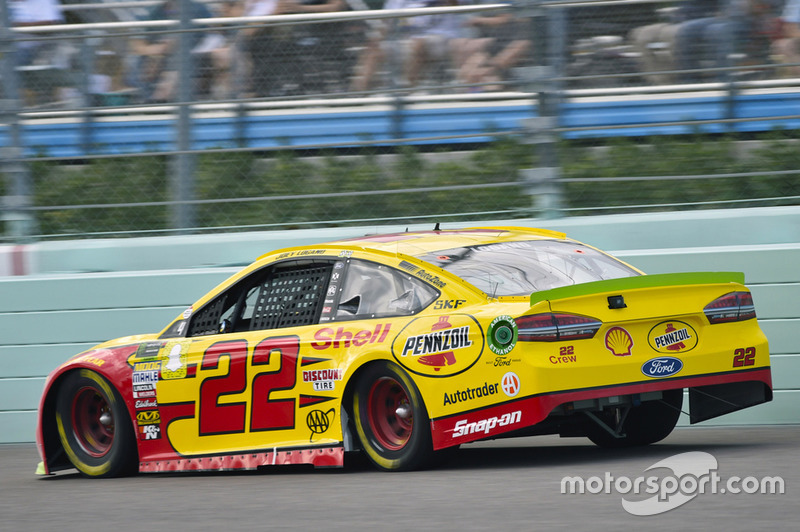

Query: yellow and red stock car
left=36, top=227, right=772, bottom=477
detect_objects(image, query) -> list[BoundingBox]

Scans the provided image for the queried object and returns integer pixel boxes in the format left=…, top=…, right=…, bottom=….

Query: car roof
left=324, top=226, right=569, bottom=256
left=185, top=226, right=576, bottom=325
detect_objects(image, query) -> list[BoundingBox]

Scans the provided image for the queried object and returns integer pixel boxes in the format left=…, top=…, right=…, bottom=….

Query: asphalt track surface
left=2, top=426, right=796, bottom=531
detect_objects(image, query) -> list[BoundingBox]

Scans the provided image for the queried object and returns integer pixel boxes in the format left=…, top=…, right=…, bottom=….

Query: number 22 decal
left=732, top=347, right=755, bottom=368
left=199, top=336, right=299, bottom=436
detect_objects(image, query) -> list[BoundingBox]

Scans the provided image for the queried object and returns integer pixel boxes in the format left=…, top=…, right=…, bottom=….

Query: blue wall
left=4, top=90, right=800, bottom=157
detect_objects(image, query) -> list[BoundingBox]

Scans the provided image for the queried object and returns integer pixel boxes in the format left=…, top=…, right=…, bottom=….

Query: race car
left=36, top=226, right=772, bottom=477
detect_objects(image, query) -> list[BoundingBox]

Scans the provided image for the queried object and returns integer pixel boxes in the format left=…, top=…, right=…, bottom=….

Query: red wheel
left=353, top=361, right=433, bottom=471
left=56, top=369, right=137, bottom=477
left=366, top=377, right=414, bottom=451
left=71, top=385, right=116, bottom=457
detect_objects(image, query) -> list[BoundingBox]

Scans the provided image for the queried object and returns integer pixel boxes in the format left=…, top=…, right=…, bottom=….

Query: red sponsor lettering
left=302, top=369, right=344, bottom=382
left=312, top=324, right=391, bottom=350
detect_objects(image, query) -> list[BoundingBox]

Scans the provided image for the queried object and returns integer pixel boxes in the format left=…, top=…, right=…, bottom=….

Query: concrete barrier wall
left=2, top=206, right=798, bottom=443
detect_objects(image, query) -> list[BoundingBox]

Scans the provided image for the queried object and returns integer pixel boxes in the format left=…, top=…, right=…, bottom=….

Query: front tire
left=352, top=361, right=433, bottom=471
left=55, top=369, right=138, bottom=477
left=587, top=389, right=683, bottom=448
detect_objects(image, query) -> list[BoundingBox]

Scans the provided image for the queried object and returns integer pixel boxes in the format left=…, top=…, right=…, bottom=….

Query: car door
left=148, top=256, right=439, bottom=460
left=153, top=259, right=339, bottom=458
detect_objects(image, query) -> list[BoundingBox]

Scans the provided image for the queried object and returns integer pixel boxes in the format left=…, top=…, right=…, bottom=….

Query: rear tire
left=55, top=369, right=138, bottom=477
left=352, top=361, right=434, bottom=471
left=587, top=389, right=683, bottom=448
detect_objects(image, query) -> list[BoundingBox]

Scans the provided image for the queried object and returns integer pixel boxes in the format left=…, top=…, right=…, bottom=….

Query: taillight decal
left=704, top=292, right=756, bottom=324
left=517, top=313, right=601, bottom=342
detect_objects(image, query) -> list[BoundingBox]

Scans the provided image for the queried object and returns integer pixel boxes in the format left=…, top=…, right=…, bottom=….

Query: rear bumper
left=430, top=367, right=772, bottom=450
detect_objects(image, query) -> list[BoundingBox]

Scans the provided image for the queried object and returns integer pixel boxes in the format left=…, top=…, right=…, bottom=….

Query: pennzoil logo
left=400, top=324, right=472, bottom=358
left=648, top=321, right=698, bottom=354
left=391, top=314, right=484, bottom=377
left=136, top=410, right=161, bottom=425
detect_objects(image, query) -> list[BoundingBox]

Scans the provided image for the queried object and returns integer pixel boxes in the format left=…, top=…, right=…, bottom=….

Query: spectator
left=240, top=0, right=346, bottom=97
left=8, top=0, right=71, bottom=105
left=454, top=4, right=532, bottom=91
left=773, top=0, right=800, bottom=76
left=351, top=0, right=468, bottom=92
left=676, top=0, right=783, bottom=82
left=632, top=0, right=780, bottom=84
left=630, top=6, right=684, bottom=84
left=127, top=0, right=215, bottom=102
left=191, top=0, right=243, bottom=100
left=629, top=0, right=720, bottom=84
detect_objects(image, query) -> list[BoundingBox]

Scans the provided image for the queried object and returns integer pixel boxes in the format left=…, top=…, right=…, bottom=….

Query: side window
left=186, top=261, right=333, bottom=336
left=187, top=292, right=233, bottom=337
left=249, top=263, right=332, bottom=330
left=331, top=260, right=438, bottom=321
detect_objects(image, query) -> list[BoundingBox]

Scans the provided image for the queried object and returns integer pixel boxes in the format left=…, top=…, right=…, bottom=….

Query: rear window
left=415, top=240, right=639, bottom=297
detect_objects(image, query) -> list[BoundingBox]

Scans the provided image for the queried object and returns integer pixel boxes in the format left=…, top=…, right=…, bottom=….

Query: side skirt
left=139, top=445, right=344, bottom=473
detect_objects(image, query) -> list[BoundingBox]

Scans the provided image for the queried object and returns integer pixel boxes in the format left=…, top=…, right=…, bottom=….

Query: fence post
left=0, top=0, right=35, bottom=239
left=386, top=17, right=405, bottom=142
left=722, top=13, right=737, bottom=134
left=172, top=0, right=196, bottom=232
left=518, top=0, right=564, bottom=219
left=79, top=36, right=94, bottom=153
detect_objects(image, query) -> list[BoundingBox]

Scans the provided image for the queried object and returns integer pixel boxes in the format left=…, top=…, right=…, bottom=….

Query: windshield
left=415, top=240, right=639, bottom=297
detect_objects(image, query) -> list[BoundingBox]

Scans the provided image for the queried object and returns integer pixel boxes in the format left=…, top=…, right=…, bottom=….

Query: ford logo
left=641, top=357, right=683, bottom=378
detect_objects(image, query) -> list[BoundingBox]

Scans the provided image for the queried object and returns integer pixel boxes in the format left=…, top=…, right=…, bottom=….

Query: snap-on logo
left=641, top=357, right=684, bottom=378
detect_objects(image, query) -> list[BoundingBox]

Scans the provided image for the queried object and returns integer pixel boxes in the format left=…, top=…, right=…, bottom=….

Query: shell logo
left=605, top=326, right=634, bottom=357
left=391, top=314, right=484, bottom=377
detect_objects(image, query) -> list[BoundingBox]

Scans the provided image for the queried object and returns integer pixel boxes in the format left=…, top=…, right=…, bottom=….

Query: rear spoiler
left=530, top=272, right=746, bottom=306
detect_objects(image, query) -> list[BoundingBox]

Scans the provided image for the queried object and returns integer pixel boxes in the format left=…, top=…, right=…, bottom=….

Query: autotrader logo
left=501, top=372, right=520, bottom=397
left=560, top=452, right=784, bottom=516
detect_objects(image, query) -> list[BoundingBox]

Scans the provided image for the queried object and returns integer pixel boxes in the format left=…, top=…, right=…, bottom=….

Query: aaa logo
left=307, top=408, right=335, bottom=442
